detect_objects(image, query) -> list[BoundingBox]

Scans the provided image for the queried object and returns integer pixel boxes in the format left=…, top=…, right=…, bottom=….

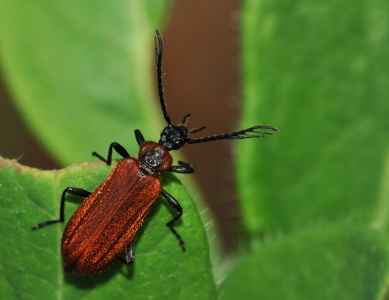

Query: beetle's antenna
left=189, top=126, right=206, bottom=134
left=155, top=30, right=171, bottom=125
left=186, top=125, right=278, bottom=144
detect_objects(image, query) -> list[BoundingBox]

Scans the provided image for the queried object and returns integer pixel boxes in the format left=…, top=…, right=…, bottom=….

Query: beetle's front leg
left=92, top=142, right=130, bottom=165
left=169, top=161, right=194, bottom=174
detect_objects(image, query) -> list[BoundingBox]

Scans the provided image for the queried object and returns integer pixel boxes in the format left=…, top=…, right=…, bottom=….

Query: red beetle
left=33, top=30, right=278, bottom=274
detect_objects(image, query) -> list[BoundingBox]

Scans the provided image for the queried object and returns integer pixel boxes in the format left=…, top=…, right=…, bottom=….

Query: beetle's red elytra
left=62, top=143, right=170, bottom=274
left=32, top=30, right=278, bottom=275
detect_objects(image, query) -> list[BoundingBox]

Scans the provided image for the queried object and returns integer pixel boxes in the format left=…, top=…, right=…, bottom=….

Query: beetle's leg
left=169, top=161, right=194, bottom=174
left=160, top=189, right=185, bottom=251
left=92, top=142, right=130, bottom=165
left=120, top=241, right=135, bottom=264
left=32, top=187, right=91, bottom=230
left=134, top=129, right=145, bottom=146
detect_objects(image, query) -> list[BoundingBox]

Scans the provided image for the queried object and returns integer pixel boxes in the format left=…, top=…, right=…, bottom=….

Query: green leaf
left=220, top=224, right=389, bottom=300
left=238, top=0, right=389, bottom=237
left=0, top=0, right=172, bottom=165
left=0, top=156, right=216, bottom=299
left=0, top=2, right=218, bottom=298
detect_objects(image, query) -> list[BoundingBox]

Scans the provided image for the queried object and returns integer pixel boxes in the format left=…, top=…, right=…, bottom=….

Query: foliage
left=1, top=0, right=389, bottom=299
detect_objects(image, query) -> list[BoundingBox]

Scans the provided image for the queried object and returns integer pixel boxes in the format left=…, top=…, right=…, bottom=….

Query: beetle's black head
left=159, top=124, right=188, bottom=151
left=158, top=113, right=206, bottom=151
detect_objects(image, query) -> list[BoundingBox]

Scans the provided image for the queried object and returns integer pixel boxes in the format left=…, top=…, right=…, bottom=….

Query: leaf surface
left=220, top=224, right=389, bottom=300
left=0, top=156, right=216, bottom=299
left=238, top=0, right=389, bottom=239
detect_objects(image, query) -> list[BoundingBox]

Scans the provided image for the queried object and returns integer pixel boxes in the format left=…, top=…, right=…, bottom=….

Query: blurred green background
left=1, top=0, right=389, bottom=299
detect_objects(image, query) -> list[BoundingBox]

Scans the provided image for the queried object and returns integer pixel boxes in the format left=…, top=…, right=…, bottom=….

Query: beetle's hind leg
left=160, top=189, right=185, bottom=251
left=32, top=187, right=91, bottom=230
left=120, top=241, right=135, bottom=264
left=120, top=240, right=135, bottom=265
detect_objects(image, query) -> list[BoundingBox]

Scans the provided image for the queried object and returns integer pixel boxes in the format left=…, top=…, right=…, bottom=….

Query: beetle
left=32, top=30, right=278, bottom=274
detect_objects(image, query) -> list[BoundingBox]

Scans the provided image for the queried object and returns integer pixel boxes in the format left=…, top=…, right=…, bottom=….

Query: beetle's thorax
left=138, top=142, right=172, bottom=175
